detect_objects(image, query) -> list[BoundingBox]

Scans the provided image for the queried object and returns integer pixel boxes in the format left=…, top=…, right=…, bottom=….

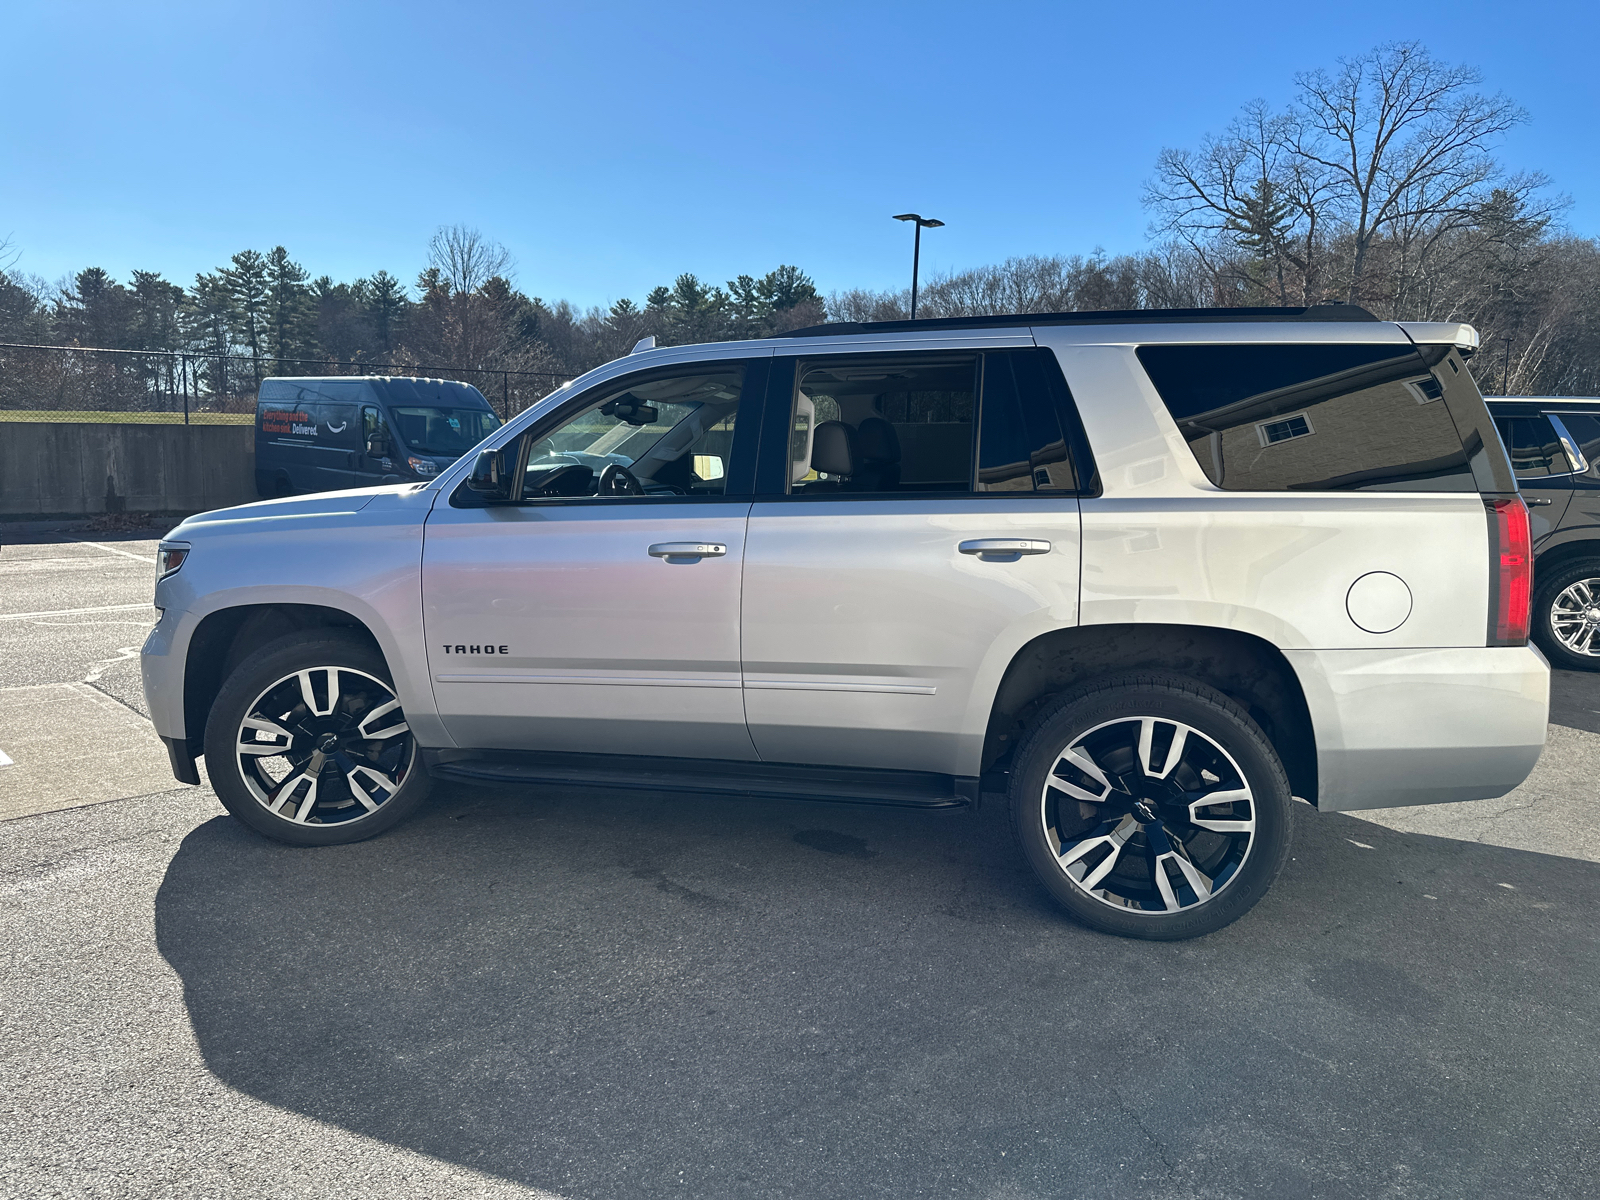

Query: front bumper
left=140, top=608, right=189, bottom=745
left=1286, top=645, right=1550, bottom=811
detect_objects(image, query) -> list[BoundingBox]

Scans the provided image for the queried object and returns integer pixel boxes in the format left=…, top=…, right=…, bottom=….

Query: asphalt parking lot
left=3, top=529, right=1599, bottom=1199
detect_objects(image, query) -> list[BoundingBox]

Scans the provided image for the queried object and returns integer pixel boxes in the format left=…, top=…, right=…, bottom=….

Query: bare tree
left=1292, top=41, right=1529, bottom=303
left=427, top=225, right=513, bottom=295
left=1147, top=42, right=1538, bottom=310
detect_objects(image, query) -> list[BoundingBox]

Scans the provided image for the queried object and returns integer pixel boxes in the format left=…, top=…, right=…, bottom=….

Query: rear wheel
left=1532, top=556, right=1600, bottom=671
left=203, top=632, right=431, bottom=846
left=1009, top=673, right=1292, bottom=940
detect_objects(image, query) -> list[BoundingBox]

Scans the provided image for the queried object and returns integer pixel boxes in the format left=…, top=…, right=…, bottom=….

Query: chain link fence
left=0, top=343, right=573, bottom=426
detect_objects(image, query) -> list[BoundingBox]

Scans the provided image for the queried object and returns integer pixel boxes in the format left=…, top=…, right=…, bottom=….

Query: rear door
left=1492, top=410, right=1577, bottom=544
left=739, top=344, right=1089, bottom=776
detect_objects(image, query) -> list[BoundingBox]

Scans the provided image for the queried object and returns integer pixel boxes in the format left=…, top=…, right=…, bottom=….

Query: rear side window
left=1494, top=415, right=1568, bottom=479
left=1554, top=413, right=1600, bottom=478
left=1137, top=343, right=1477, bottom=492
left=791, top=356, right=977, bottom=493
left=976, top=350, right=1083, bottom=493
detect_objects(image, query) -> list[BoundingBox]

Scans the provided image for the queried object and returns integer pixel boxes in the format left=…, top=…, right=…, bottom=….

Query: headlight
left=407, top=456, right=439, bottom=476
left=158, top=544, right=189, bottom=578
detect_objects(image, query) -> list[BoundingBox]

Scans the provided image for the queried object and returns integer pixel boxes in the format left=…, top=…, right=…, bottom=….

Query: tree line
left=1, top=41, right=1596, bottom=407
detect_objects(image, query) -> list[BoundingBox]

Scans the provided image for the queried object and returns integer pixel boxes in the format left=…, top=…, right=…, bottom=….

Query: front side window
left=390, top=406, right=500, bottom=455
left=518, top=366, right=746, bottom=499
left=1137, top=343, right=1477, bottom=492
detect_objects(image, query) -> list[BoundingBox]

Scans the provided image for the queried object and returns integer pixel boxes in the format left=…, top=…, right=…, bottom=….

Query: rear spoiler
left=1399, top=322, right=1480, bottom=359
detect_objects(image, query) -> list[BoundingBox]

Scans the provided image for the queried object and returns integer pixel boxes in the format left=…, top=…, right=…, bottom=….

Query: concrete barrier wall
left=0, top=422, right=257, bottom=517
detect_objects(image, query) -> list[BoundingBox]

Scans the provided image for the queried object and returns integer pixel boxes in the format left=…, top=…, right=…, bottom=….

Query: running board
left=423, top=749, right=978, bottom=811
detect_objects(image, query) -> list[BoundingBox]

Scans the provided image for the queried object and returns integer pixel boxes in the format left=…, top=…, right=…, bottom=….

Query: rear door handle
left=959, top=538, right=1052, bottom=558
left=1526, top=498, right=1554, bottom=506
left=648, top=542, right=727, bottom=559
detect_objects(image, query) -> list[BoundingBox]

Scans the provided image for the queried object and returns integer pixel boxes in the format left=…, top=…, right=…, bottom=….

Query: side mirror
left=366, top=432, right=391, bottom=457
left=465, top=448, right=514, bottom=500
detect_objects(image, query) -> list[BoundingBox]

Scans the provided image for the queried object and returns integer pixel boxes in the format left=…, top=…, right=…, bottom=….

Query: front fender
left=144, top=488, right=450, bottom=747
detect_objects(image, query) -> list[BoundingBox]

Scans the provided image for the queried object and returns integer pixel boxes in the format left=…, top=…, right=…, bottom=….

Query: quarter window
left=1137, top=343, right=1477, bottom=492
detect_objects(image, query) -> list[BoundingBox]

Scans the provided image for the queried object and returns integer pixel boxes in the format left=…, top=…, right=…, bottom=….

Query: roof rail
left=772, top=304, right=1380, bottom=339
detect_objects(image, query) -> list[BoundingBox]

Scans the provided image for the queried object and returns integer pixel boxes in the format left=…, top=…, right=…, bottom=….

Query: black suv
left=1489, top=397, right=1600, bottom=669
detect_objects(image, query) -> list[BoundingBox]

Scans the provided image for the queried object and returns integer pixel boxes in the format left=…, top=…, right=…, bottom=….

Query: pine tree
left=185, top=272, right=236, bottom=398
left=365, top=270, right=408, bottom=353
left=55, top=267, right=133, bottom=347
left=264, top=245, right=313, bottom=365
left=129, top=270, right=184, bottom=352
left=221, top=250, right=270, bottom=384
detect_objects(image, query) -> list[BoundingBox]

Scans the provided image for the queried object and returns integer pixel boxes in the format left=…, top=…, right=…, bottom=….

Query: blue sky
left=4, top=0, right=1596, bottom=310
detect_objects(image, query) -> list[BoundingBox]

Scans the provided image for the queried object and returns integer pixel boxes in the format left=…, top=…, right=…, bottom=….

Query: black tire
left=203, top=631, right=431, bottom=846
left=1009, top=673, right=1292, bottom=941
left=1531, top=556, right=1600, bottom=671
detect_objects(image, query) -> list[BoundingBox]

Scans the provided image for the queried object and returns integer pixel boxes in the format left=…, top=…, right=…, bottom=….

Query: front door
left=739, top=347, right=1088, bottom=777
left=422, top=356, right=766, bottom=760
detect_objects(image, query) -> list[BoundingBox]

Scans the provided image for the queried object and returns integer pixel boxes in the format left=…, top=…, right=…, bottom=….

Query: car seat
left=803, top=421, right=855, bottom=492
left=850, top=417, right=901, bottom=491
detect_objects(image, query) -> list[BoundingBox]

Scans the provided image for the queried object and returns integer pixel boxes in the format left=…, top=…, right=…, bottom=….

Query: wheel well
left=182, top=604, right=382, bottom=750
left=982, top=624, right=1318, bottom=803
left=1534, top=538, right=1600, bottom=585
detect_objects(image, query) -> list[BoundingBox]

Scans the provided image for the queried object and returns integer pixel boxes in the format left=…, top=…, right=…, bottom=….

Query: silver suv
left=141, top=305, right=1549, bottom=939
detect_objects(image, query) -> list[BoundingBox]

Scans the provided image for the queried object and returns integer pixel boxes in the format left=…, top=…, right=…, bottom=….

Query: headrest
left=855, top=417, right=901, bottom=464
left=811, top=420, right=855, bottom=477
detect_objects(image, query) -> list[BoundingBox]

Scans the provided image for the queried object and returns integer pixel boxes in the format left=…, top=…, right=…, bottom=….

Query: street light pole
left=892, top=213, right=944, bottom=320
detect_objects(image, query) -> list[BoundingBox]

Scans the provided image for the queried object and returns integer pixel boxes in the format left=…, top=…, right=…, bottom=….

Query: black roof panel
left=773, top=304, right=1380, bottom=339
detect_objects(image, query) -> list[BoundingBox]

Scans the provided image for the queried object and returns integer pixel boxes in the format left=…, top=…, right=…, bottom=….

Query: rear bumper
left=1285, top=645, right=1550, bottom=812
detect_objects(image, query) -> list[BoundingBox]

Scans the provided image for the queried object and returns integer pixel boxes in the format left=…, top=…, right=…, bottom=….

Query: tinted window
left=1137, top=343, right=1476, bottom=492
left=389, top=407, right=501, bottom=455
left=1555, top=413, right=1600, bottom=478
left=790, top=356, right=976, bottom=494
left=1494, top=415, right=1568, bottom=479
left=977, top=351, right=1078, bottom=492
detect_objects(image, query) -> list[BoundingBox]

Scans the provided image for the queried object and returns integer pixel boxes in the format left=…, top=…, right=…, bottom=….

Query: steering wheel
left=596, top=462, right=646, bottom=496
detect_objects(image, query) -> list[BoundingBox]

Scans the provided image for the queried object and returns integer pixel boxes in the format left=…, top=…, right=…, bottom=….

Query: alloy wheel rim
left=1038, top=716, right=1256, bottom=914
left=235, top=666, right=414, bottom=825
left=1549, top=578, right=1600, bottom=656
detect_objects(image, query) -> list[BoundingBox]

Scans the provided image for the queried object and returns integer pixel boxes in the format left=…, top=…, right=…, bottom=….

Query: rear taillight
left=1485, top=497, right=1531, bottom=646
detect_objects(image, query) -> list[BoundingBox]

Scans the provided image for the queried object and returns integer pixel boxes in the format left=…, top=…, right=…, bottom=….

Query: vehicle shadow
left=155, top=783, right=1600, bottom=1200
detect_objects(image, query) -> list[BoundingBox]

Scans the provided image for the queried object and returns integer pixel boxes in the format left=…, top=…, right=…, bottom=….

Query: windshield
left=389, top=406, right=501, bottom=455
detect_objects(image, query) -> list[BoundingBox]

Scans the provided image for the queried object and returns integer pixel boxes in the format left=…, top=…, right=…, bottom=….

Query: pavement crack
left=1104, top=1079, right=1180, bottom=1178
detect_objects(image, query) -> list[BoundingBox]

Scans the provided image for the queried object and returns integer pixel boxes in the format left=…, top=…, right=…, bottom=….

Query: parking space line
left=0, top=603, right=153, bottom=621
left=0, top=748, right=12, bottom=767
left=67, top=537, right=154, bottom=563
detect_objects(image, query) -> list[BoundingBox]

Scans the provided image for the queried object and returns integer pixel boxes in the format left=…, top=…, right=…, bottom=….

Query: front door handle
left=959, top=538, right=1051, bottom=559
left=648, top=542, right=727, bottom=559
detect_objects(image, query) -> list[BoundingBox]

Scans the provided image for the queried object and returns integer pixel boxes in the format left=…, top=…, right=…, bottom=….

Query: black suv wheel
left=203, top=632, right=432, bottom=846
left=1009, top=673, right=1293, bottom=941
left=1532, top=556, right=1600, bottom=671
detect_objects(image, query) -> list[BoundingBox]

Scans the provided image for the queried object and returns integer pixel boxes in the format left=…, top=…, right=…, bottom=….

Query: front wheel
left=1009, top=673, right=1292, bottom=940
left=203, top=632, right=431, bottom=846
